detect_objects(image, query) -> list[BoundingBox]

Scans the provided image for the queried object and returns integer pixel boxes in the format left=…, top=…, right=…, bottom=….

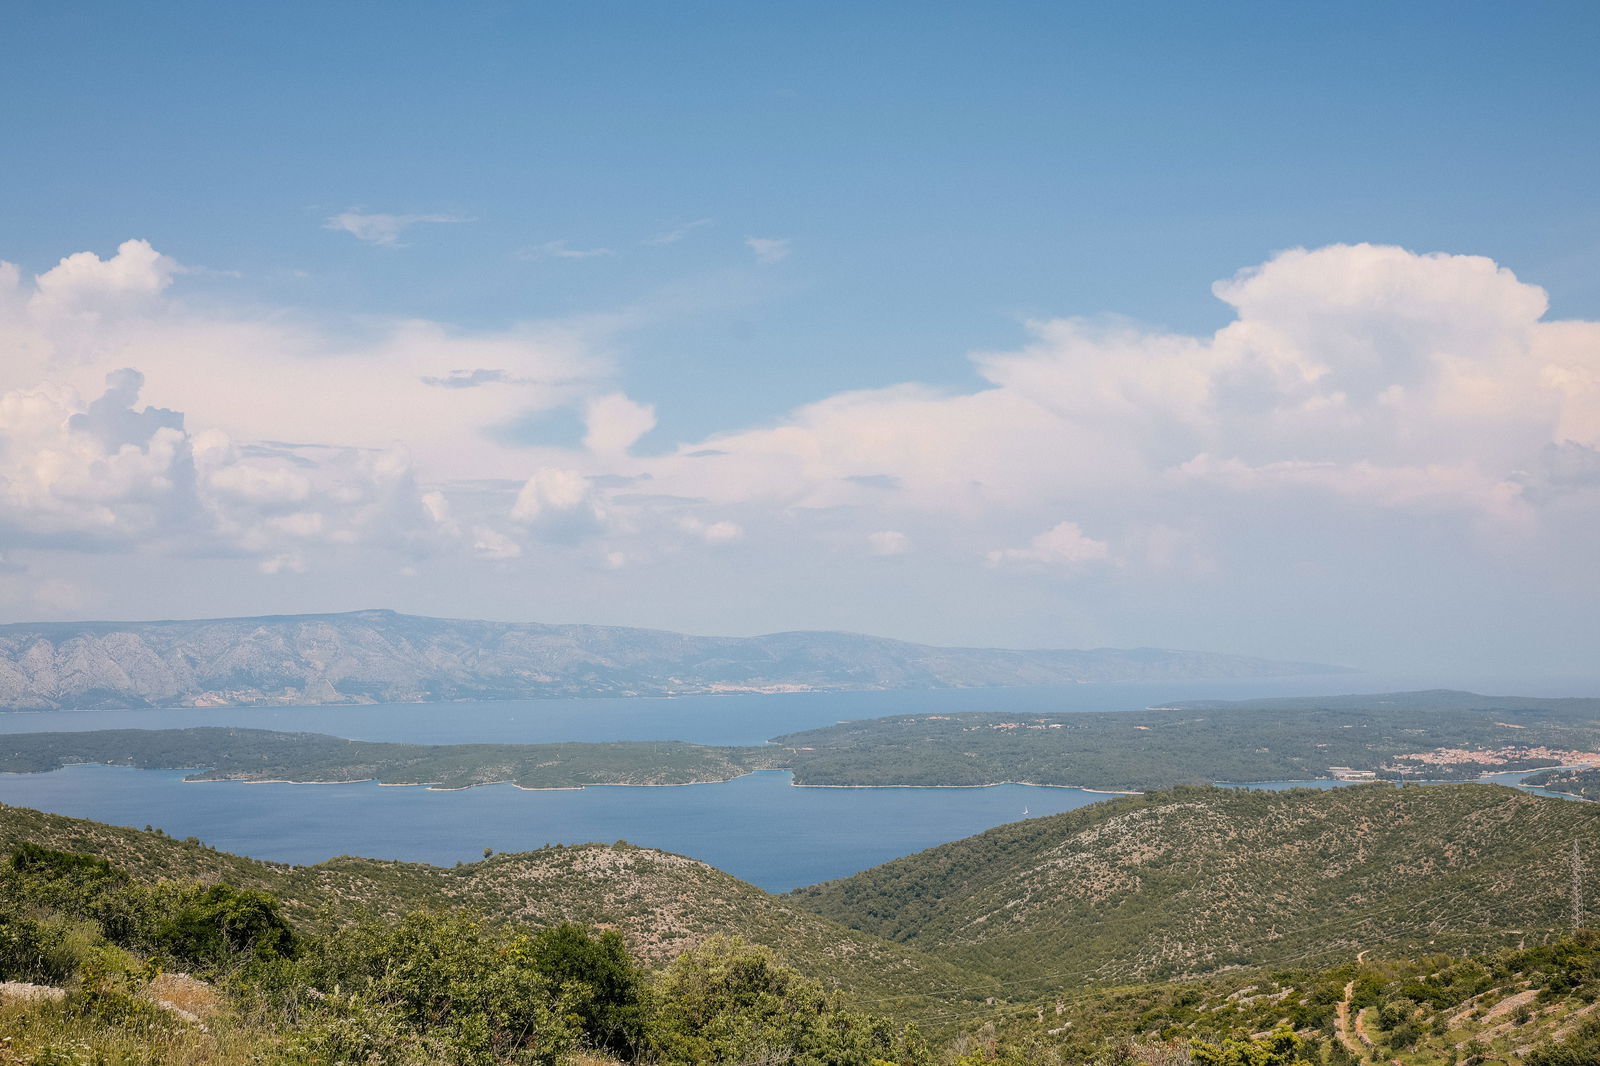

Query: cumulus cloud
left=637, top=244, right=1600, bottom=535
left=324, top=211, right=471, bottom=246
left=582, top=393, right=656, bottom=454
left=471, top=526, right=523, bottom=560
left=28, top=239, right=180, bottom=316
left=745, top=237, right=790, bottom=264
left=986, top=522, right=1111, bottom=569
left=867, top=530, right=910, bottom=556
left=0, top=363, right=451, bottom=567
left=5, top=237, right=1600, bottom=647
left=1, top=239, right=617, bottom=483
left=509, top=467, right=610, bottom=542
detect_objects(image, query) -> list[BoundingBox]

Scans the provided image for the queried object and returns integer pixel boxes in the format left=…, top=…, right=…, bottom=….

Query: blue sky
left=1, top=2, right=1598, bottom=676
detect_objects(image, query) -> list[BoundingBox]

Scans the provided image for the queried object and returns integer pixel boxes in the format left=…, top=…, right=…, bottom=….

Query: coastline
left=790, top=780, right=1140, bottom=795
left=174, top=769, right=765, bottom=791
left=165, top=766, right=1144, bottom=794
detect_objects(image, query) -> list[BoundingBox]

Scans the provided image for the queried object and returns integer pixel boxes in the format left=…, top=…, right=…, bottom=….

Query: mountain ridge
left=0, top=608, right=1345, bottom=711
left=791, top=783, right=1600, bottom=988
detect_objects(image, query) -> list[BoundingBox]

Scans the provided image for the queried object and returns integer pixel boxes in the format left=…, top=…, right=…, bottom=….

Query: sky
left=1, top=1, right=1598, bottom=677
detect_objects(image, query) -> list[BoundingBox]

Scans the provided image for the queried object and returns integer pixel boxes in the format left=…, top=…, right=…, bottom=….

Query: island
left=4, top=690, right=1599, bottom=792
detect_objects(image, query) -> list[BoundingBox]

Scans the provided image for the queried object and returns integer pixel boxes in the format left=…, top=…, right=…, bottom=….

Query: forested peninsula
left=5, top=690, right=1600, bottom=791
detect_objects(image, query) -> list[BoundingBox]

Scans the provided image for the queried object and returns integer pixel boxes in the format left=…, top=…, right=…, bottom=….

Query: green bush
left=522, top=922, right=647, bottom=1056
left=154, top=882, right=299, bottom=969
left=296, top=910, right=579, bottom=1065
left=649, top=936, right=917, bottom=1066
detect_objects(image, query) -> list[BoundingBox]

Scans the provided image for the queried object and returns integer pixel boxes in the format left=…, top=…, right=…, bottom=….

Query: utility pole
left=1572, top=839, right=1585, bottom=930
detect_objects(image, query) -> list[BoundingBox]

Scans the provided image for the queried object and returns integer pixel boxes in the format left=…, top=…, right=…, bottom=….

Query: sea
left=0, top=672, right=1592, bottom=893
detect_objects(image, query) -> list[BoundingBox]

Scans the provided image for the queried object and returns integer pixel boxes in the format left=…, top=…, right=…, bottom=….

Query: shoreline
left=157, top=766, right=1142, bottom=794
left=27, top=763, right=1593, bottom=800
left=789, top=780, right=1140, bottom=795
left=174, top=769, right=767, bottom=791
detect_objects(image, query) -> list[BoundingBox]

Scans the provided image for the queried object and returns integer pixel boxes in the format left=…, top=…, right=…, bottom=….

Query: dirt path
left=1335, top=980, right=1368, bottom=1059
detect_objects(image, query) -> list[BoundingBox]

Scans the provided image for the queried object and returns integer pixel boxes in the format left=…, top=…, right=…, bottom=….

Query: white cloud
left=636, top=244, right=1600, bottom=535
left=583, top=393, right=656, bottom=454
left=260, top=553, right=307, bottom=575
left=642, top=218, right=712, bottom=246
left=526, top=240, right=614, bottom=260
left=29, top=239, right=180, bottom=316
left=745, top=237, right=791, bottom=264
left=986, top=522, right=1111, bottom=569
left=5, top=238, right=1600, bottom=659
left=702, top=520, right=743, bottom=543
left=677, top=516, right=743, bottom=544
left=867, top=530, right=910, bottom=555
left=324, top=211, right=471, bottom=246
left=1, top=239, right=619, bottom=483
left=510, top=467, right=610, bottom=542
left=471, top=526, right=523, bottom=560
left=0, top=368, right=451, bottom=566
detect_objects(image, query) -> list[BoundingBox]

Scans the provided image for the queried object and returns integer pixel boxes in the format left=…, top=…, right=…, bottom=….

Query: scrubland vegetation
left=7, top=779, right=1600, bottom=1064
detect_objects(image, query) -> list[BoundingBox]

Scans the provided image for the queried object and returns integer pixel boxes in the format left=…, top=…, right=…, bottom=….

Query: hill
left=0, top=801, right=989, bottom=1005
left=1524, top=766, right=1600, bottom=800
left=0, top=726, right=780, bottom=788
left=0, top=608, right=1343, bottom=710
left=791, top=783, right=1600, bottom=989
left=772, top=690, right=1600, bottom=790
left=946, top=934, right=1600, bottom=1066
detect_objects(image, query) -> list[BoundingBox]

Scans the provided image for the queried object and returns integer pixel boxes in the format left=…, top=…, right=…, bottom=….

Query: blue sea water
left=0, top=765, right=1117, bottom=892
left=0, top=674, right=1590, bottom=892
left=0, top=677, right=1424, bottom=745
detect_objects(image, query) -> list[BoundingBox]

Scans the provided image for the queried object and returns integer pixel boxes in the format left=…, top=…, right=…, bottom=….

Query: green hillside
left=0, top=727, right=778, bottom=789
left=946, top=933, right=1600, bottom=1066
left=772, top=691, right=1600, bottom=790
left=9, top=786, right=1600, bottom=1064
left=0, top=801, right=988, bottom=1006
left=1525, top=766, right=1600, bottom=800
left=791, top=783, right=1600, bottom=988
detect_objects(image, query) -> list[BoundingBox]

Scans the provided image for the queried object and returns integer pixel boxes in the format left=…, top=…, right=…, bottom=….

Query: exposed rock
left=0, top=981, right=66, bottom=1004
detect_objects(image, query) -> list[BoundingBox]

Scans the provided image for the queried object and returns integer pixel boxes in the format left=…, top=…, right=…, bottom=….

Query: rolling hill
left=0, top=801, right=990, bottom=1005
left=791, top=783, right=1600, bottom=988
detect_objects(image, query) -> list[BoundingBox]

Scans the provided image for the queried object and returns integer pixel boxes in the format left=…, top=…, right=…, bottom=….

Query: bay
left=0, top=764, right=1113, bottom=893
left=2, top=674, right=1591, bottom=892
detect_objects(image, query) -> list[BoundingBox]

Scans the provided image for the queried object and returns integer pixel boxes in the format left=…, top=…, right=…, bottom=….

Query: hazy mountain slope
left=791, top=783, right=1600, bottom=988
left=0, top=800, right=989, bottom=1003
left=0, top=609, right=1343, bottom=710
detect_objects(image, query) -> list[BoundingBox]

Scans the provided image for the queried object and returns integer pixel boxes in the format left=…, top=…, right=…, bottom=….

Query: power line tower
left=1572, top=839, right=1585, bottom=930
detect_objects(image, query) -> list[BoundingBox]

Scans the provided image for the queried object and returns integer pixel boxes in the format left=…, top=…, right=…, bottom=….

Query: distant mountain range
left=0, top=609, right=1345, bottom=711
